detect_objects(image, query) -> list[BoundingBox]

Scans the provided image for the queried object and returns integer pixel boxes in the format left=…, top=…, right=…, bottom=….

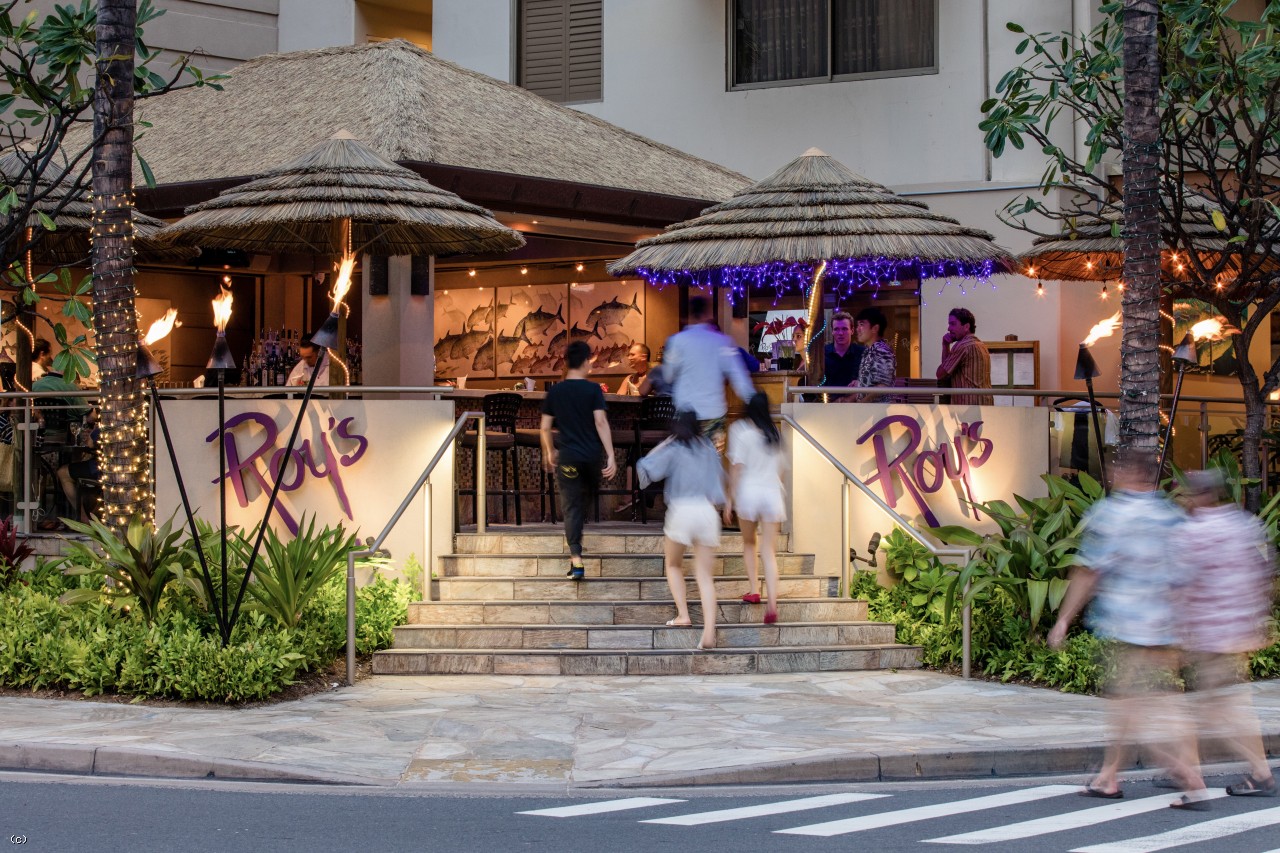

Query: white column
left=361, top=256, right=435, bottom=390
left=278, top=0, right=357, bottom=52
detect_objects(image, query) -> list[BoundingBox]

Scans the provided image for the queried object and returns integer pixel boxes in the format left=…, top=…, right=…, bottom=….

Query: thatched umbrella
left=0, top=154, right=197, bottom=266
left=608, top=148, right=1012, bottom=376
left=156, top=130, right=524, bottom=256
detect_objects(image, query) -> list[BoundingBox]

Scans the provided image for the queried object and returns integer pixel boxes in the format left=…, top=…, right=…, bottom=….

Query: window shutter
left=519, top=0, right=602, bottom=103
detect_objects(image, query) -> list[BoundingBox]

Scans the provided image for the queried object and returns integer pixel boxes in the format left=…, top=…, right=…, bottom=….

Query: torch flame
left=1190, top=317, right=1239, bottom=342
left=1082, top=312, right=1121, bottom=347
left=329, top=253, right=356, bottom=313
left=142, top=308, right=180, bottom=346
left=212, top=288, right=234, bottom=333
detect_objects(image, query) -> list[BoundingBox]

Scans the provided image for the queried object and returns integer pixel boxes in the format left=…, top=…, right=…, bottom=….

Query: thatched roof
left=81, top=39, right=747, bottom=203
left=0, top=155, right=196, bottom=265
left=1018, top=193, right=1248, bottom=281
left=156, top=133, right=524, bottom=256
left=608, top=149, right=1012, bottom=287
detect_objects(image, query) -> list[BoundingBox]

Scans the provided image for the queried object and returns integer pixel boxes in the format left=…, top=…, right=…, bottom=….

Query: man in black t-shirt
left=821, top=311, right=864, bottom=390
left=540, top=341, right=618, bottom=579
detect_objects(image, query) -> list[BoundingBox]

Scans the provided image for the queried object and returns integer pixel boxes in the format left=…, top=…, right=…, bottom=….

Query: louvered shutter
left=519, top=0, right=602, bottom=103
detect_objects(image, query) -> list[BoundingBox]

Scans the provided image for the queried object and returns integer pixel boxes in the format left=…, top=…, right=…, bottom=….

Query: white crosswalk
left=517, top=797, right=684, bottom=817
left=925, top=790, right=1230, bottom=844
left=517, top=786, right=1280, bottom=850
left=1071, top=804, right=1280, bottom=852
left=775, top=785, right=1080, bottom=836
left=640, top=792, right=888, bottom=826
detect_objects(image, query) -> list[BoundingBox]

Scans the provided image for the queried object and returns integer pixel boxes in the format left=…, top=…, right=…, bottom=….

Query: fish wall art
left=570, top=280, right=644, bottom=372
left=497, top=284, right=569, bottom=376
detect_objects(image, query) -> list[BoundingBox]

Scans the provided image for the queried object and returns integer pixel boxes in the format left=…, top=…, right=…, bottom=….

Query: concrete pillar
left=362, top=255, right=435, bottom=390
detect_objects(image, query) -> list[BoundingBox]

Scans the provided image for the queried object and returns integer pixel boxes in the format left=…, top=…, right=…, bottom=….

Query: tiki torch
left=1076, top=312, right=1121, bottom=486
left=137, top=309, right=229, bottom=639
left=227, top=253, right=357, bottom=633
left=1156, top=318, right=1238, bottom=484
left=208, top=285, right=237, bottom=638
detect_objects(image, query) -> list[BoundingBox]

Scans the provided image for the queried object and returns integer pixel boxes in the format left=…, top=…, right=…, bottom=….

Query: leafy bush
left=59, top=513, right=196, bottom=622
left=229, top=516, right=358, bottom=628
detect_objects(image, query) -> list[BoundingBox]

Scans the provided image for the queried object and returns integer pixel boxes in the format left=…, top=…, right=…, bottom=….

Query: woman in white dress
left=724, top=392, right=786, bottom=624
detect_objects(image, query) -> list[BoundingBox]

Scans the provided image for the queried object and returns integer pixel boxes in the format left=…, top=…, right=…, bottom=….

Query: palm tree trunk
left=1119, top=0, right=1162, bottom=456
left=92, top=0, right=149, bottom=531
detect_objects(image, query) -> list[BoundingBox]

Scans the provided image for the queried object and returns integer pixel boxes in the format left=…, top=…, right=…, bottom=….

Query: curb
left=0, top=742, right=386, bottom=787
left=582, top=733, right=1280, bottom=789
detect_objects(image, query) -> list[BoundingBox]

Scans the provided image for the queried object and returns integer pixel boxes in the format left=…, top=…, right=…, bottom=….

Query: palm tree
left=1119, top=0, right=1162, bottom=455
left=92, top=0, right=149, bottom=530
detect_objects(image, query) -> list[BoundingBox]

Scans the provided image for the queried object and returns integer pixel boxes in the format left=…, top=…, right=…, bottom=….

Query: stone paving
left=2, top=670, right=1278, bottom=789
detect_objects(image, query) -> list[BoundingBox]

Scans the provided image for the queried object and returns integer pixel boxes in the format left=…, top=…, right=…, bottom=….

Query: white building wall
left=431, top=0, right=512, bottom=81
left=278, top=0, right=356, bottom=51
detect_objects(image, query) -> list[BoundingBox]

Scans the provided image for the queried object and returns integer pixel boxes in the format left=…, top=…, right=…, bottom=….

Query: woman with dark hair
left=725, top=392, right=786, bottom=623
left=638, top=409, right=725, bottom=650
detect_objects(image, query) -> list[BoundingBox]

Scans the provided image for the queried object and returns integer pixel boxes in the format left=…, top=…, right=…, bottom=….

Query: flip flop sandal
left=665, top=618, right=692, bottom=627
left=1226, top=775, right=1277, bottom=797
left=1080, top=786, right=1123, bottom=799
left=1169, top=794, right=1211, bottom=811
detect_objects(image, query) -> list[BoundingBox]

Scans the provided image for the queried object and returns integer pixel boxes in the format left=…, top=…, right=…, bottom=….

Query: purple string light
left=636, top=256, right=998, bottom=303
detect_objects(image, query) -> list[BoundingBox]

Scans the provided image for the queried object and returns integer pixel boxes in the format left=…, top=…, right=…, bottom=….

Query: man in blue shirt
left=662, top=295, right=755, bottom=452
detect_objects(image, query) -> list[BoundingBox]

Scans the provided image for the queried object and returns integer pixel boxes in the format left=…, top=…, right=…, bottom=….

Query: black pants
left=556, top=459, right=601, bottom=557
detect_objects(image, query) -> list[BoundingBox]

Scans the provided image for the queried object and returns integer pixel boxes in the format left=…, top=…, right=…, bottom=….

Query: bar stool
left=460, top=392, right=524, bottom=525
left=514, top=424, right=556, bottom=523
left=630, top=395, right=675, bottom=524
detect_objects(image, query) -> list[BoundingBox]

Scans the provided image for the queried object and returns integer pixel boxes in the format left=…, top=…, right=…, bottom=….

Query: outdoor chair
left=459, top=392, right=526, bottom=525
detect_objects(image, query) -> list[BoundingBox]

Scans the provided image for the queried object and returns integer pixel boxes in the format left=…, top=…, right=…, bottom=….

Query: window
left=731, top=0, right=937, bottom=88
left=517, top=0, right=602, bottom=104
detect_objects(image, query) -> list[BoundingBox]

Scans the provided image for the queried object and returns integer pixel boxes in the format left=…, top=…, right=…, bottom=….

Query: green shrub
left=229, top=516, right=358, bottom=628
left=59, top=513, right=196, bottom=622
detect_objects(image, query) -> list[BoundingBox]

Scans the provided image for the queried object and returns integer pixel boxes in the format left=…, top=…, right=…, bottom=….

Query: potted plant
left=753, top=316, right=808, bottom=371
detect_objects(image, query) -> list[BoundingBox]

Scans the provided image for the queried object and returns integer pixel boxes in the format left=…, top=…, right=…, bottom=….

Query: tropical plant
left=58, top=513, right=195, bottom=622
left=228, top=516, right=358, bottom=629
left=877, top=527, right=950, bottom=620
left=0, top=515, right=33, bottom=588
left=933, top=475, right=1102, bottom=638
left=752, top=315, right=808, bottom=344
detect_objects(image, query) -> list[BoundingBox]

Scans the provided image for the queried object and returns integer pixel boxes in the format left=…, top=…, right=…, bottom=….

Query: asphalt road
left=2, top=770, right=1279, bottom=853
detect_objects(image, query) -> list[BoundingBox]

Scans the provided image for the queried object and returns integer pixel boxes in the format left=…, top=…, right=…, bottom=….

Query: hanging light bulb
left=1100, top=283, right=1109, bottom=300
left=1036, top=281, right=1044, bottom=298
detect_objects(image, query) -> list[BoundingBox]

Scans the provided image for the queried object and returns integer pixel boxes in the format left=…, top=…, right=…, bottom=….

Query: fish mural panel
left=570, top=280, right=645, bottom=375
left=433, top=287, right=496, bottom=379
left=497, top=284, right=569, bottom=376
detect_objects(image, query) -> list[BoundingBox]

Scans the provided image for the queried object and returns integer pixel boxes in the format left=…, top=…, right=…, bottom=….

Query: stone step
left=406, top=598, right=868, bottom=626
left=455, top=531, right=790, bottom=556
left=433, top=575, right=832, bottom=602
left=392, top=621, right=898, bottom=651
left=372, top=644, right=922, bottom=676
left=440, top=552, right=816, bottom=578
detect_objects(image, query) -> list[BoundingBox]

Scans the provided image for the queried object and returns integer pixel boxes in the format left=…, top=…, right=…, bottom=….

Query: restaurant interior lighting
left=575, top=262, right=585, bottom=272
left=468, top=268, right=476, bottom=277
left=520, top=266, right=528, bottom=275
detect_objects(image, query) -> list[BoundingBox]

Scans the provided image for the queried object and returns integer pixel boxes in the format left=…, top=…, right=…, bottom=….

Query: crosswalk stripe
left=924, top=791, right=1230, bottom=844
left=1071, top=804, right=1280, bottom=853
left=641, top=793, right=889, bottom=826
left=775, top=785, right=1080, bottom=837
left=518, top=797, right=685, bottom=818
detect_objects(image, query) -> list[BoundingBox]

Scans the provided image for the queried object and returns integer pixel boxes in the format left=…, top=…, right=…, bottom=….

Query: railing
left=780, top=413, right=977, bottom=677
left=342, top=410, right=485, bottom=686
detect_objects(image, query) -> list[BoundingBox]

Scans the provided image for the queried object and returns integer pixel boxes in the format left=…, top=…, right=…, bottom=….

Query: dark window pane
left=733, top=0, right=828, bottom=85
left=832, top=0, right=935, bottom=76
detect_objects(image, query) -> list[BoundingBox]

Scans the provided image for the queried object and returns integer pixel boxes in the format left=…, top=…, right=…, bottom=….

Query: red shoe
left=763, top=609, right=778, bottom=625
left=741, top=593, right=761, bottom=604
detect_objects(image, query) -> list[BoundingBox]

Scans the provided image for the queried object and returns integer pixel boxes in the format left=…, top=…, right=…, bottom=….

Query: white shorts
left=734, top=485, right=786, bottom=524
left=664, top=498, right=721, bottom=548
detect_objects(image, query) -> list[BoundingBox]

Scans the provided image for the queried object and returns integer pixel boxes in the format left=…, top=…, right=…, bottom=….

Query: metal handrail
left=341, top=410, right=484, bottom=686
left=780, top=413, right=976, bottom=678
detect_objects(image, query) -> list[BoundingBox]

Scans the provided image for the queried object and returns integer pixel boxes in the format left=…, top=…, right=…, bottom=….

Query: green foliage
left=933, top=474, right=1101, bottom=638
left=0, top=574, right=411, bottom=702
left=0, top=515, right=33, bottom=589
left=228, top=516, right=358, bottom=629
left=59, top=513, right=195, bottom=622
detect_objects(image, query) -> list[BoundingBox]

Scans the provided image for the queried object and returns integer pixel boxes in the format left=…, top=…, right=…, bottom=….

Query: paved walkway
left=1, top=671, right=1278, bottom=790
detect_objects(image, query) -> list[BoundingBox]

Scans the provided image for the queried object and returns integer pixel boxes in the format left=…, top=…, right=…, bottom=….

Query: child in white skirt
left=724, top=392, right=786, bottom=624
left=637, top=410, right=726, bottom=651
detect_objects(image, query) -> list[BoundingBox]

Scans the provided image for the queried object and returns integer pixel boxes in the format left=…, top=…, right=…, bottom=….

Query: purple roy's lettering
left=334, top=416, right=369, bottom=465
left=208, top=412, right=300, bottom=532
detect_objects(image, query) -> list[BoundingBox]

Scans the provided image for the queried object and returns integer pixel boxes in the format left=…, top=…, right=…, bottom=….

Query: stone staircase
left=372, top=528, right=921, bottom=676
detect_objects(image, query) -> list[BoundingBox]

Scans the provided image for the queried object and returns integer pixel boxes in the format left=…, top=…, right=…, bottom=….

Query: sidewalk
left=1, top=671, right=1278, bottom=790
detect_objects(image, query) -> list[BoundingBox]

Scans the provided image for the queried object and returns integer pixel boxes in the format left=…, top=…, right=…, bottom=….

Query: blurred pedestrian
left=540, top=340, right=618, bottom=579
left=1048, top=449, right=1206, bottom=807
left=1176, top=468, right=1277, bottom=797
left=725, top=392, right=786, bottom=624
left=638, top=409, right=725, bottom=651
left=662, top=295, right=755, bottom=454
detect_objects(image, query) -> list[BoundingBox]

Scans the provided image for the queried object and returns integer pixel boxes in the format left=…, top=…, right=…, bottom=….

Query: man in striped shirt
left=935, top=307, right=993, bottom=406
